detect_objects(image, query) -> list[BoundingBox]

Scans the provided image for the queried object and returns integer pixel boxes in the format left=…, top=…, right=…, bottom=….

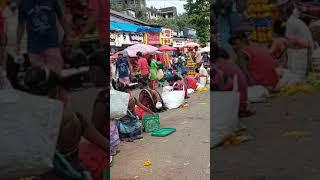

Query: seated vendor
left=24, top=67, right=108, bottom=180
left=116, top=83, right=155, bottom=141
left=229, top=33, right=279, bottom=89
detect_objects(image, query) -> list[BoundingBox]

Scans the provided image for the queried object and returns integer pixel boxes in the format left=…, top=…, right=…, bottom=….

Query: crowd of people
left=110, top=47, right=210, bottom=165
left=212, top=1, right=318, bottom=118
left=0, top=0, right=109, bottom=179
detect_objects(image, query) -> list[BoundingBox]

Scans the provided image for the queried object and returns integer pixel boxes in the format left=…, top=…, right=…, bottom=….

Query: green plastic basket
left=142, top=113, right=160, bottom=133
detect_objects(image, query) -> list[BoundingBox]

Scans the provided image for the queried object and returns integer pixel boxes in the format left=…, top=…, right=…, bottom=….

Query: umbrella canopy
left=113, top=44, right=158, bottom=57
left=152, top=51, right=164, bottom=55
left=200, top=47, right=210, bottom=53
left=125, top=44, right=158, bottom=57
left=183, top=42, right=200, bottom=48
left=158, top=45, right=177, bottom=52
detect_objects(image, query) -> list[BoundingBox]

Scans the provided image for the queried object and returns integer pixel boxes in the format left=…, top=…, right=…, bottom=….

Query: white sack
left=0, top=89, right=63, bottom=179
left=211, top=76, right=240, bottom=148
left=248, top=85, right=270, bottom=103
left=110, top=90, right=130, bottom=119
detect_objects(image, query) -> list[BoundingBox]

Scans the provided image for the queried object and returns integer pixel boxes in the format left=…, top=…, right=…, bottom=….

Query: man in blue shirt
left=16, top=0, right=69, bottom=74
left=116, top=53, right=132, bottom=85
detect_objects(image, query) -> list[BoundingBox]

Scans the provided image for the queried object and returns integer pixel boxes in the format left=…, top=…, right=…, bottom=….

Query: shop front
left=145, top=32, right=161, bottom=46
left=110, top=31, right=144, bottom=48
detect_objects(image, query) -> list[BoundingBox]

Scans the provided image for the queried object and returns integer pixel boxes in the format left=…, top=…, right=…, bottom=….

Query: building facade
left=111, top=0, right=146, bottom=10
left=159, top=7, right=177, bottom=19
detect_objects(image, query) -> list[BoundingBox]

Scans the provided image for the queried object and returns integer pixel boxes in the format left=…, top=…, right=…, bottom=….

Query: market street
left=212, top=90, right=320, bottom=180
left=111, top=91, right=210, bottom=180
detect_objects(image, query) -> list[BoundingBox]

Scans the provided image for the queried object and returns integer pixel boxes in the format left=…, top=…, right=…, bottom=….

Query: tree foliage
left=185, top=0, right=210, bottom=46
left=144, top=14, right=191, bottom=33
left=110, top=1, right=123, bottom=12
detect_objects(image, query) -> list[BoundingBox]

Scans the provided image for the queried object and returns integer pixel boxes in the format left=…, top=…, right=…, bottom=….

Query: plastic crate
left=142, top=114, right=160, bottom=133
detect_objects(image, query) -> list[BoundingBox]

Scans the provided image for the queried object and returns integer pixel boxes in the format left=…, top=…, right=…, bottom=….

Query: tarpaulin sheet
left=110, top=21, right=161, bottom=33
left=110, top=21, right=139, bottom=32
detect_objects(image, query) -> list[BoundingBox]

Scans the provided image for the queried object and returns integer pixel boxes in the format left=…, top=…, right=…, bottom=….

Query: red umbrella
left=158, top=45, right=177, bottom=52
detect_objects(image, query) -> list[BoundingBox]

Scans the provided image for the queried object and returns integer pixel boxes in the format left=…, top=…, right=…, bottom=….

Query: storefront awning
left=110, top=21, right=162, bottom=33
left=110, top=21, right=139, bottom=32
left=137, top=26, right=161, bottom=33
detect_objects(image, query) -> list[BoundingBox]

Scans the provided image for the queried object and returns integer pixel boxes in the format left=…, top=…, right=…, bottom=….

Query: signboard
left=110, top=32, right=143, bottom=47
left=147, top=32, right=160, bottom=44
left=162, top=28, right=172, bottom=38
left=162, top=38, right=172, bottom=45
left=172, top=39, right=186, bottom=48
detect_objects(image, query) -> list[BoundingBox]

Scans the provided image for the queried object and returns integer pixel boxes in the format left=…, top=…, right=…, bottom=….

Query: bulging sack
left=162, top=83, right=185, bottom=109
left=0, top=90, right=63, bottom=179
left=110, top=90, right=130, bottom=119
left=211, top=76, right=240, bottom=148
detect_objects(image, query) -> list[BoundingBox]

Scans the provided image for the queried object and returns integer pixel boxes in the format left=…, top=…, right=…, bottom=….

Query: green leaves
left=144, top=14, right=191, bottom=33
left=111, top=2, right=123, bottom=12
left=185, top=0, right=210, bottom=46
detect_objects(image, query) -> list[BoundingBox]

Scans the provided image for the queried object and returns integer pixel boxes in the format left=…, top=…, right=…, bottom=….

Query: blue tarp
left=110, top=21, right=162, bottom=33
left=137, top=26, right=161, bottom=33
left=110, top=21, right=139, bottom=32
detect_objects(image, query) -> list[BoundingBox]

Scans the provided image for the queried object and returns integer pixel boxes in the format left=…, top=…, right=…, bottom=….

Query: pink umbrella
left=115, top=44, right=158, bottom=57
left=183, top=42, right=200, bottom=48
left=158, top=45, right=177, bottom=52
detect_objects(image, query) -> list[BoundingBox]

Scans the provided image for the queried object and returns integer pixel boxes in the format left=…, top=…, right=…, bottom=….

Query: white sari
left=286, top=14, right=314, bottom=80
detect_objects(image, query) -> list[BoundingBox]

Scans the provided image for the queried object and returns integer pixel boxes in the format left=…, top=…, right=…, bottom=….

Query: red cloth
left=216, top=58, right=249, bottom=112
left=79, top=143, right=108, bottom=180
left=185, top=75, right=197, bottom=89
left=241, top=46, right=279, bottom=87
left=135, top=106, right=149, bottom=120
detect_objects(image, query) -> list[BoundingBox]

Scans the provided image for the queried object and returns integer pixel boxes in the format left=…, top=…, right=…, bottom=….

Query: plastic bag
left=157, top=69, right=164, bottom=80
left=247, top=85, right=270, bottom=103
left=211, top=76, right=240, bottom=148
left=142, top=114, right=160, bottom=133
left=187, top=88, right=195, bottom=95
left=110, top=90, right=130, bottom=119
left=162, top=83, right=185, bottom=109
left=0, top=90, right=63, bottom=179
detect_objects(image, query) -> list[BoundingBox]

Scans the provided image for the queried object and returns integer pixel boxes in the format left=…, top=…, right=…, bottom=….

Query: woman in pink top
left=230, top=33, right=279, bottom=89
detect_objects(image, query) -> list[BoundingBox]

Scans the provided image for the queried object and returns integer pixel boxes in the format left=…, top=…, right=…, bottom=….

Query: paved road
left=212, top=91, right=320, bottom=180
left=111, top=91, right=210, bottom=180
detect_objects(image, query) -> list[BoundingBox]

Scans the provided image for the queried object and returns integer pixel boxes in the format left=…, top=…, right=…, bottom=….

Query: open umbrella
left=122, top=44, right=158, bottom=57
left=183, top=42, right=200, bottom=48
left=152, top=51, right=164, bottom=55
left=158, top=45, right=177, bottom=52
